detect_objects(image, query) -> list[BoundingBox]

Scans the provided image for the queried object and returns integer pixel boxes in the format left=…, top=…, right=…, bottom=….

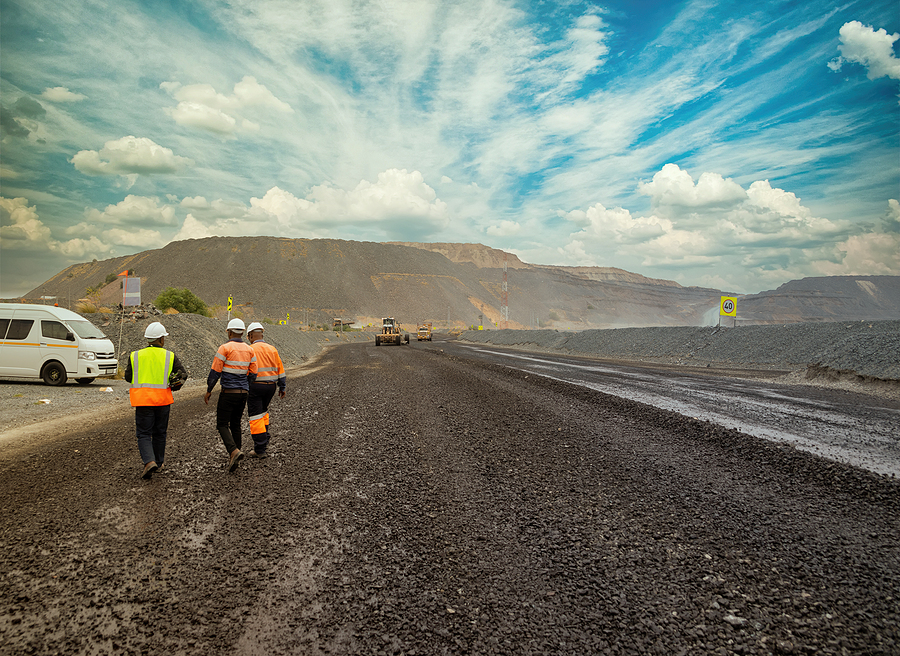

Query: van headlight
left=79, top=352, right=97, bottom=361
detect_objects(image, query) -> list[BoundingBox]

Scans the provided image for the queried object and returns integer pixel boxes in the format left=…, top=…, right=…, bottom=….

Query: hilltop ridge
left=20, top=236, right=900, bottom=329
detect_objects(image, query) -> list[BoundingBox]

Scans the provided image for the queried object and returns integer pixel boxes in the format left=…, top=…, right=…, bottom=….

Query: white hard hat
left=227, top=318, right=246, bottom=333
left=144, top=322, right=169, bottom=340
left=247, top=322, right=264, bottom=333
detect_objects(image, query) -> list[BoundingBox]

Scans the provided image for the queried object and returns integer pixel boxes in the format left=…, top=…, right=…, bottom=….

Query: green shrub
left=154, top=287, right=211, bottom=316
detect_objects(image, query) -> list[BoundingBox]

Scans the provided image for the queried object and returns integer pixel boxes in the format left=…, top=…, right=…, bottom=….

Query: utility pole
left=501, top=252, right=509, bottom=329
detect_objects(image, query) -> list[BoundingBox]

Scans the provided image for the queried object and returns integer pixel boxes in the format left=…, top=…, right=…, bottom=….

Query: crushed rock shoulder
left=458, top=320, right=900, bottom=395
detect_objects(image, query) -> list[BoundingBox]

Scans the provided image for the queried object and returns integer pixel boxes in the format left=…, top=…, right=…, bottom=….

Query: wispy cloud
left=1, top=0, right=897, bottom=297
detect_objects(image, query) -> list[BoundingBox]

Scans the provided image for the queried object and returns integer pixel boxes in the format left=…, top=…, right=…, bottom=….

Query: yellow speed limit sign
left=720, top=296, right=737, bottom=317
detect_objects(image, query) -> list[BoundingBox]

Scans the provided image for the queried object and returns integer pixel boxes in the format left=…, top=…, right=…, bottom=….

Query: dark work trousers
left=216, top=391, right=247, bottom=454
left=248, top=381, right=277, bottom=454
left=135, top=405, right=171, bottom=466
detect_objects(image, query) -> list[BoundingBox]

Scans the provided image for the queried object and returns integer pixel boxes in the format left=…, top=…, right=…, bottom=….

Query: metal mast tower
left=501, top=252, right=509, bottom=329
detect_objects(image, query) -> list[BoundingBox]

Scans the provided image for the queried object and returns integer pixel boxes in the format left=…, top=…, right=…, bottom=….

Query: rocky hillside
left=21, top=236, right=900, bottom=329
left=738, top=276, right=900, bottom=323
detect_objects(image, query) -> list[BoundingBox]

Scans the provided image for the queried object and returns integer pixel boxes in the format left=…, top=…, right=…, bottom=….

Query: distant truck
left=375, top=317, right=410, bottom=346
left=417, top=322, right=433, bottom=341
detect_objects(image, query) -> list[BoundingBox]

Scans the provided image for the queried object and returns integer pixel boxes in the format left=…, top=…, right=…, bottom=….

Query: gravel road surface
left=1, top=341, right=898, bottom=655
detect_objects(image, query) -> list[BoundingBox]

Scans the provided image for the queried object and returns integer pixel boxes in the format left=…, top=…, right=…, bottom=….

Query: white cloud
left=171, top=213, right=258, bottom=241
left=102, top=227, right=166, bottom=248
left=548, top=14, right=610, bottom=86
left=232, top=76, right=293, bottom=112
left=0, top=196, right=53, bottom=248
left=0, top=196, right=114, bottom=259
left=84, top=195, right=177, bottom=226
left=252, top=169, right=449, bottom=235
left=555, top=165, right=894, bottom=291
left=162, top=75, right=292, bottom=136
left=51, top=235, right=112, bottom=259
left=639, top=163, right=747, bottom=209
left=170, top=101, right=237, bottom=135
left=71, top=136, right=193, bottom=176
left=170, top=169, right=451, bottom=242
left=559, top=202, right=670, bottom=247
left=172, top=214, right=213, bottom=241
left=829, top=21, right=900, bottom=80
left=486, top=220, right=521, bottom=237
left=41, top=86, right=87, bottom=102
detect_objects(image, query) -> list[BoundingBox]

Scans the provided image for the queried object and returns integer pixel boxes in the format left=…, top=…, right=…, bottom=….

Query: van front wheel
left=75, top=377, right=95, bottom=385
left=42, top=362, right=67, bottom=386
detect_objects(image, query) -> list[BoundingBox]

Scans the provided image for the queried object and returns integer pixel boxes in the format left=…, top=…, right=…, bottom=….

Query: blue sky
left=1, top=0, right=898, bottom=298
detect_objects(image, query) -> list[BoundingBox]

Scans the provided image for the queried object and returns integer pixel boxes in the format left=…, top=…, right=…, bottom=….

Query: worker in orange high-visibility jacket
left=204, top=318, right=258, bottom=472
left=244, top=322, right=286, bottom=458
left=125, top=322, right=188, bottom=480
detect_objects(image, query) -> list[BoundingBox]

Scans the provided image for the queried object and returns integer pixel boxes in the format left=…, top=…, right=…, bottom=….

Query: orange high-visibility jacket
left=210, top=339, right=258, bottom=389
left=250, top=340, right=285, bottom=388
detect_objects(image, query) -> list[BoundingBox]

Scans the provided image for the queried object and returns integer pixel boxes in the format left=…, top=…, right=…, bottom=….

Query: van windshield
left=68, top=320, right=107, bottom=339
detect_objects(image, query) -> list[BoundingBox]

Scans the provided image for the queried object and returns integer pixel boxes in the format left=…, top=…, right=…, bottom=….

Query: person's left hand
left=204, top=391, right=211, bottom=405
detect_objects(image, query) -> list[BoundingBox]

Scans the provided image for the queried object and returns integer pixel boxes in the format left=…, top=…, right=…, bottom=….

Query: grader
left=375, top=317, right=410, bottom=346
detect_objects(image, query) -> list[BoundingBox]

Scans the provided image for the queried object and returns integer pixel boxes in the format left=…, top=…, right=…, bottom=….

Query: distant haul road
left=1, top=339, right=897, bottom=655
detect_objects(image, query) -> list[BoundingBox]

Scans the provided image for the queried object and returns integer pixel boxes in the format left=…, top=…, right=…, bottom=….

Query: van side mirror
left=66, top=331, right=75, bottom=341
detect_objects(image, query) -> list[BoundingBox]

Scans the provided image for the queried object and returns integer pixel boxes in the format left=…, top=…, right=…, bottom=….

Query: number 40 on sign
left=720, top=296, right=737, bottom=317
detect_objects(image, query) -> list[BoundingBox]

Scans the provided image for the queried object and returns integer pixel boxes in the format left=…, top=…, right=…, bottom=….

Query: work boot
left=228, top=449, right=244, bottom=472
left=247, top=450, right=267, bottom=459
left=142, top=461, right=158, bottom=480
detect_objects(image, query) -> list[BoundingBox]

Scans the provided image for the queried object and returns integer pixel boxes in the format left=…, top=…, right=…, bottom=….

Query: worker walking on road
left=245, top=322, right=286, bottom=458
left=204, top=318, right=257, bottom=472
left=125, top=322, right=188, bottom=480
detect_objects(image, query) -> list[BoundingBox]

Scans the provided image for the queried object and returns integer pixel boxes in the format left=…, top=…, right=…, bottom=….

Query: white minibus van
left=0, top=303, right=118, bottom=385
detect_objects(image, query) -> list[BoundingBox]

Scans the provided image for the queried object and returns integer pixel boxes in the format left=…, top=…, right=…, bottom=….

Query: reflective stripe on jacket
left=209, top=339, right=258, bottom=391
left=250, top=340, right=285, bottom=388
left=129, top=346, right=175, bottom=407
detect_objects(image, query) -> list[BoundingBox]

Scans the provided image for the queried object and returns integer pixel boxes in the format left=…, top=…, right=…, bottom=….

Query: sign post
left=116, top=269, right=129, bottom=363
left=719, top=296, right=737, bottom=327
left=227, top=296, right=233, bottom=322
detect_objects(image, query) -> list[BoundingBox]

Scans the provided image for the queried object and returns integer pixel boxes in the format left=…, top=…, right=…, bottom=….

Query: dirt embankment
left=459, top=320, right=900, bottom=384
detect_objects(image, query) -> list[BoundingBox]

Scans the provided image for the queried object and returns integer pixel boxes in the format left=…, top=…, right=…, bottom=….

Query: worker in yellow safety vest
left=125, top=322, right=188, bottom=479
left=245, top=322, right=286, bottom=458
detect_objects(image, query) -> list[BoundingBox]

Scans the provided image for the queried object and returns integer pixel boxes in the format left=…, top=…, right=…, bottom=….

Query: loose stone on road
left=1, top=341, right=897, bottom=655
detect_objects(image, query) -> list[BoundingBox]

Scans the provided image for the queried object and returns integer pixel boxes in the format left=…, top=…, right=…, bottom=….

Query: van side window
left=42, top=320, right=70, bottom=341
left=6, top=319, right=34, bottom=340
left=0, top=318, right=9, bottom=339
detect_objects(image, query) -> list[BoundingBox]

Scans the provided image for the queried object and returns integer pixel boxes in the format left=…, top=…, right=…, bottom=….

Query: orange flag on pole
left=117, top=270, right=128, bottom=276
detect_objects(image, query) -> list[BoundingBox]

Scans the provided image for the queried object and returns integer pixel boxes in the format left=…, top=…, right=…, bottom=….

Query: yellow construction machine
left=375, top=317, right=410, bottom=346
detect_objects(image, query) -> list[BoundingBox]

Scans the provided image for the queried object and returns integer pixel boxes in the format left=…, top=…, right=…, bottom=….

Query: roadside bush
left=154, top=287, right=211, bottom=317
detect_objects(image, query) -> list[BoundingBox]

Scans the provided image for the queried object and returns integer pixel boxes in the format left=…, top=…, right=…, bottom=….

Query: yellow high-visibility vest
left=129, top=346, right=175, bottom=406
